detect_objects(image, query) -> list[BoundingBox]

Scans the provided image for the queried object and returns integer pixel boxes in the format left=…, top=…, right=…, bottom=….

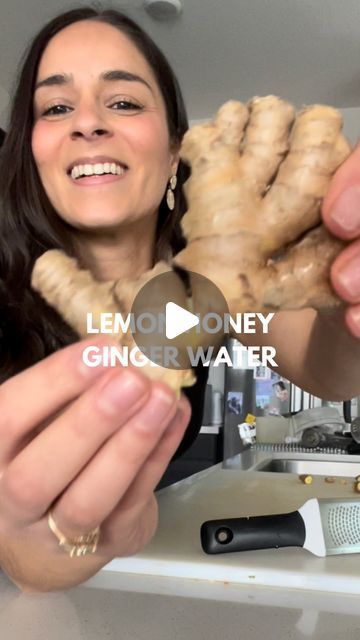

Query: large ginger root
left=31, top=95, right=351, bottom=395
left=174, top=96, right=351, bottom=317
left=31, top=251, right=196, bottom=393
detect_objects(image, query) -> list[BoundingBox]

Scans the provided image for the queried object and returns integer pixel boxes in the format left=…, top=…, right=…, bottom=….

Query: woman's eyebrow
left=34, top=73, right=70, bottom=90
left=34, top=70, right=154, bottom=93
left=102, top=69, right=154, bottom=93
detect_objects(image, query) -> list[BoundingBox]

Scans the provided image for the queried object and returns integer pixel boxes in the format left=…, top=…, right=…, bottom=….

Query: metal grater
left=319, top=500, right=360, bottom=554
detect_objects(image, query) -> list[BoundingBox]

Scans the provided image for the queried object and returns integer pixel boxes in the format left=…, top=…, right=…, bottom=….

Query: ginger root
left=174, top=96, right=351, bottom=317
left=31, top=251, right=196, bottom=393
left=31, top=95, right=351, bottom=395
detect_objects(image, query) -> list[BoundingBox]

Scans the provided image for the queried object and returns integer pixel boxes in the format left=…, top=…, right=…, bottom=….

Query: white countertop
left=2, top=462, right=360, bottom=639
left=103, top=462, right=360, bottom=594
left=2, top=568, right=360, bottom=640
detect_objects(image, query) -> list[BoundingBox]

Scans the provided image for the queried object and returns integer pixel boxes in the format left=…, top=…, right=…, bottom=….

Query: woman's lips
left=69, top=172, right=127, bottom=187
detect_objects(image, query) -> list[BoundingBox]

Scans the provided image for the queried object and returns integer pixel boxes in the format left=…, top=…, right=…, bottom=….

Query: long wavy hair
left=0, top=7, right=189, bottom=382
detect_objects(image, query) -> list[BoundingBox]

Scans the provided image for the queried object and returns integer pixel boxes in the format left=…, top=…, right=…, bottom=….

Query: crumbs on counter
left=299, top=474, right=313, bottom=485
left=352, top=475, right=360, bottom=492
left=297, top=474, right=360, bottom=490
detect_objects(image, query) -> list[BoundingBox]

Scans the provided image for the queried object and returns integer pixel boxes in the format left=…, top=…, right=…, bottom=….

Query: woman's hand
left=0, top=337, right=191, bottom=590
left=322, top=143, right=360, bottom=338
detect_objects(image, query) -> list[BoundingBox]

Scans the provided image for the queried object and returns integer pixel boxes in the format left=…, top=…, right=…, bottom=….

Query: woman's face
left=32, top=20, right=178, bottom=231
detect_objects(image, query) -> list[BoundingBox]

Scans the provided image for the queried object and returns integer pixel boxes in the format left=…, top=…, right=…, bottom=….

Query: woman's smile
left=68, top=158, right=129, bottom=187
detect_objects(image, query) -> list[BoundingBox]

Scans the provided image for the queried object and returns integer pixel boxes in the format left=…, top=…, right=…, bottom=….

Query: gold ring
left=47, top=510, right=101, bottom=558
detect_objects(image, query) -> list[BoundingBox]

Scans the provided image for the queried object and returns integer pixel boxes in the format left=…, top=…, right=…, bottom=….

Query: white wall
left=339, top=107, right=360, bottom=146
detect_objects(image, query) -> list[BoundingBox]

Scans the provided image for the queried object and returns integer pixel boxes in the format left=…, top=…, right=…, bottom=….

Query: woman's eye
left=42, top=104, right=72, bottom=116
left=109, top=100, right=142, bottom=111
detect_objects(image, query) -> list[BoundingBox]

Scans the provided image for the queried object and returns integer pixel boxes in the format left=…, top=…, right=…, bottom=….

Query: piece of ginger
left=174, top=96, right=351, bottom=318
left=299, top=474, right=313, bottom=485
left=31, top=95, right=351, bottom=395
left=31, top=251, right=196, bottom=394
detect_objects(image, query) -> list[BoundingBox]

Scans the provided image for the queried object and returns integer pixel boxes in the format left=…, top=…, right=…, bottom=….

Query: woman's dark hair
left=0, top=7, right=189, bottom=381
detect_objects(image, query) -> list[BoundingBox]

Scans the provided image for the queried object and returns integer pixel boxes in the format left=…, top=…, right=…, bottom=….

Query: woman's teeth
left=70, top=163, right=126, bottom=180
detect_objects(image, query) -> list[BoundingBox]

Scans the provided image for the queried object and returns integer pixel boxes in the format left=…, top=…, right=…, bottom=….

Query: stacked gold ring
left=47, top=511, right=101, bottom=558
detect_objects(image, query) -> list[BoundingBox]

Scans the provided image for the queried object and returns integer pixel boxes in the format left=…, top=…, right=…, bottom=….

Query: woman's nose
left=69, top=104, right=112, bottom=141
left=71, top=127, right=110, bottom=140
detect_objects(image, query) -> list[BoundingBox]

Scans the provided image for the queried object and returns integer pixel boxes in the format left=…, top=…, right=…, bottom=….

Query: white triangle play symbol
left=165, top=302, right=200, bottom=340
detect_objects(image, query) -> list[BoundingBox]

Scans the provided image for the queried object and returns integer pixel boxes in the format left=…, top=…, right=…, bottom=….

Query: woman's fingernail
left=98, top=372, right=147, bottom=414
left=330, top=186, right=360, bottom=232
left=337, top=256, right=360, bottom=299
left=132, top=389, right=176, bottom=431
left=165, top=398, right=190, bottom=432
left=171, top=401, right=191, bottom=430
left=146, top=390, right=175, bottom=421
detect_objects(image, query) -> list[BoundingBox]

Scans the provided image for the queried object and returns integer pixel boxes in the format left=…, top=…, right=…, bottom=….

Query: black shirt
left=172, top=364, right=209, bottom=459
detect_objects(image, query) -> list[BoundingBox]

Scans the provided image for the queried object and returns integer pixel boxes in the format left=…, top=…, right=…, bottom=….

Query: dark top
left=172, top=364, right=209, bottom=459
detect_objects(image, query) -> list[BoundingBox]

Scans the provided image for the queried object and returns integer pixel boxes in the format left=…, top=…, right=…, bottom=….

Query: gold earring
left=166, top=174, right=177, bottom=210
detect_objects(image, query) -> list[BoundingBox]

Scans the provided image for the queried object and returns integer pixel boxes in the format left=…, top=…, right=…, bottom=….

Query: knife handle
left=200, top=511, right=306, bottom=554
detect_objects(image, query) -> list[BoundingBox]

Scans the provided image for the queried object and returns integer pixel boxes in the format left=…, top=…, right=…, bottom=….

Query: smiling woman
left=0, top=8, right=191, bottom=380
left=2, top=4, right=360, bottom=595
left=31, top=20, right=178, bottom=240
left=0, top=7, right=208, bottom=593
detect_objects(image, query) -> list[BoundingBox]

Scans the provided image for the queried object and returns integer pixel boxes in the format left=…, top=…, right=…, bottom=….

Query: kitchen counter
left=2, top=569, right=360, bottom=640
left=104, top=461, right=360, bottom=594
left=2, top=462, right=360, bottom=639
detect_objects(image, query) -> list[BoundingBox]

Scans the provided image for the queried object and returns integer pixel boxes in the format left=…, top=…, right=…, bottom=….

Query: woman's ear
left=169, top=142, right=180, bottom=176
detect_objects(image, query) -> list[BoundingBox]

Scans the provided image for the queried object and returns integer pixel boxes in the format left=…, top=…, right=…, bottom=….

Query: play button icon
left=130, top=269, right=229, bottom=370
left=165, top=302, right=200, bottom=339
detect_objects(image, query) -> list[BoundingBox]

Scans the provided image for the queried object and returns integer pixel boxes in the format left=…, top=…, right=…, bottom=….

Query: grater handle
left=201, top=511, right=306, bottom=554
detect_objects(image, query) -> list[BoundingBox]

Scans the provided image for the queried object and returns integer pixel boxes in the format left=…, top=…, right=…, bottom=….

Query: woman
left=0, top=7, right=359, bottom=594
left=0, top=6, right=204, bottom=593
